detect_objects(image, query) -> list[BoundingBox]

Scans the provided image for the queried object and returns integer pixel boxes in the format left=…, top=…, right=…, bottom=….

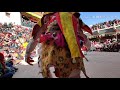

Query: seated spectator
left=6, top=59, right=18, bottom=72
left=0, top=53, right=16, bottom=78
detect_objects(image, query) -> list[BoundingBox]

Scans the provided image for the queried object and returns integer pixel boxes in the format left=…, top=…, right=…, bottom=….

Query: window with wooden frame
left=5, top=12, right=11, bottom=18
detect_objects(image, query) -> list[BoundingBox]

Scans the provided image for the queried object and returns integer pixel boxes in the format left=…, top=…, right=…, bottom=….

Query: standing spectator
left=82, top=45, right=88, bottom=55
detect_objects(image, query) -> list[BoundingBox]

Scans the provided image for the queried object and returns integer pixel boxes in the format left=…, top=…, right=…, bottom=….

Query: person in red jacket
left=82, top=45, right=88, bottom=55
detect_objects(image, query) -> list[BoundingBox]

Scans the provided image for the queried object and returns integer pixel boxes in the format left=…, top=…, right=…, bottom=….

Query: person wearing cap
left=25, top=12, right=92, bottom=78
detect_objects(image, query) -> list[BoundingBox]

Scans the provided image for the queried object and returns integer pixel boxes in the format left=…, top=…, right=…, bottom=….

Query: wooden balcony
left=21, top=12, right=44, bottom=22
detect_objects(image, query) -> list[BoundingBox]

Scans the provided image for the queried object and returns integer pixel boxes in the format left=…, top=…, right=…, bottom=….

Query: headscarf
left=0, top=53, right=4, bottom=61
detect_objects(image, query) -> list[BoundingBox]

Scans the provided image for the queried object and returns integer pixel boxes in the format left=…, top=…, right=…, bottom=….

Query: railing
left=21, top=18, right=36, bottom=28
left=85, top=24, right=120, bottom=37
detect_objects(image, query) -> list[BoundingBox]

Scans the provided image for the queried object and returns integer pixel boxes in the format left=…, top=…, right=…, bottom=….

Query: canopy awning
left=21, top=12, right=43, bottom=22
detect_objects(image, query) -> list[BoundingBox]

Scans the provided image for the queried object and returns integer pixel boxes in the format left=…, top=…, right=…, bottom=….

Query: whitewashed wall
left=0, top=12, right=21, bottom=25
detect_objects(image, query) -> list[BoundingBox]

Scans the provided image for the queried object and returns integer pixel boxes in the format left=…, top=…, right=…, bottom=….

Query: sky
left=80, top=12, right=120, bottom=26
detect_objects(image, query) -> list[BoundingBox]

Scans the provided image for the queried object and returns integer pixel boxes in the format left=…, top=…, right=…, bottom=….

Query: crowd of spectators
left=90, top=39, right=120, bottom=52
left=87, top=19, right=120, bottom=52
left=0, top=21, right=38, bottom=78
left=0, top=22, right=33, bottom=62
left=21, top=16, right=36, bottom=28
left=90, top=19, right=120, bottom=31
